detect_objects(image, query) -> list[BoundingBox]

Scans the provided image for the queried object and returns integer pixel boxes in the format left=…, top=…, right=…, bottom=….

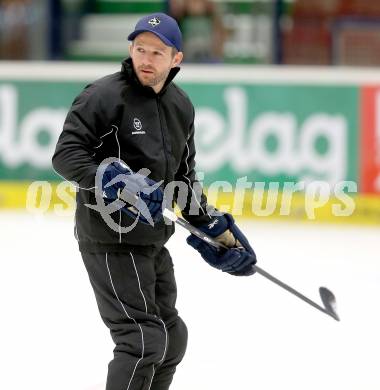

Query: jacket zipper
left=156, top=95, right=170, bottom=185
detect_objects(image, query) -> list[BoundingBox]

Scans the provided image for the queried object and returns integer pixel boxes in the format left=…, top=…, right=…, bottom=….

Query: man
left=52, top=13, right=257, bottom=390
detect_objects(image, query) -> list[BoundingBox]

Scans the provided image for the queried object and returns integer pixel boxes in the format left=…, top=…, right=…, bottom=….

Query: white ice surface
left=0, top=211, right=379, bottom=390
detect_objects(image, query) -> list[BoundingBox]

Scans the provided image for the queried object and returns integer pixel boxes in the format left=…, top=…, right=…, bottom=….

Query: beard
left=136, top=66, right=170, bottom=88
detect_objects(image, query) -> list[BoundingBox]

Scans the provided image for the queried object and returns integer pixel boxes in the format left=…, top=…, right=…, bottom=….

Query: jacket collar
left=121, top=57, right=180, bottom=96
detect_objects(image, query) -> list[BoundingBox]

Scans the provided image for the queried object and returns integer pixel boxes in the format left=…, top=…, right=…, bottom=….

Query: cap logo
left=148, top=17, right=161, bottom=27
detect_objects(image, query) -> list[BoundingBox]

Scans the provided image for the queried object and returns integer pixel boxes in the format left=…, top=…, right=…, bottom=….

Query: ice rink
left=1, top=211, right=379, bottom=390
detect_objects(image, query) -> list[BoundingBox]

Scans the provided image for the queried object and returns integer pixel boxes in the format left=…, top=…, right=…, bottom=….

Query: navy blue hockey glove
left=186, top=213, right=257, bottom=276
left=101, top=161, right=164, bottom=224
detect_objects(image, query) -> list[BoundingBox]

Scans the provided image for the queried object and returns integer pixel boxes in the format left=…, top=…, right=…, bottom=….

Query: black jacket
left=52, top=58, right=212, bottom=252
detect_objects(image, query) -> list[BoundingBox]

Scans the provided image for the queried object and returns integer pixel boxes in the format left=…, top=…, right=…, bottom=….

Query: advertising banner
left=0, top=81, right=359, bottom=184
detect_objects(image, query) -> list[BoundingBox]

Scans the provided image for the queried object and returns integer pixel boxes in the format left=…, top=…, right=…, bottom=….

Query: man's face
left=129, top=32, right=183, bottom=93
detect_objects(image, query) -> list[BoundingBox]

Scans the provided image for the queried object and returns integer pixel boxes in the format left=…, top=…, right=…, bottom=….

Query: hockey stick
left=162, top=209, right=340, bottom=322
left=118, top=189, right=340, bottom=321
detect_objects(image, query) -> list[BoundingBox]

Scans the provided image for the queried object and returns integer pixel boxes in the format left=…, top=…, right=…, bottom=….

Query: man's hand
left=186, top=213, right=257, bottom=276
left=101, top=161, right=164, bottom=224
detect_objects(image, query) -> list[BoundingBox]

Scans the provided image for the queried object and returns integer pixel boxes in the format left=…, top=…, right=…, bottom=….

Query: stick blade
left=319, top=287, right=340, bottom=321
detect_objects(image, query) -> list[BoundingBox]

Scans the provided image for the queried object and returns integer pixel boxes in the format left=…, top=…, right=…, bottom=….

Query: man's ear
left=128, top=43, right=133, bottom=57
left=173, top=51, right=184, bottom=67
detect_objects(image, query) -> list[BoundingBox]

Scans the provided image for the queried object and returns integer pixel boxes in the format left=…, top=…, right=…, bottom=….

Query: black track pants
left=81, top=246, right=188, bottom=390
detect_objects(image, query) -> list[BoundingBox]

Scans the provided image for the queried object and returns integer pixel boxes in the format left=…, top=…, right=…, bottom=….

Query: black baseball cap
left=128, top=13, right=182, bottom=52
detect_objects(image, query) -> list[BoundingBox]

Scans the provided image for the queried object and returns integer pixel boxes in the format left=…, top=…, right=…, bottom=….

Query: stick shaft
left=168, top=212, right=335, bottom=319
left=253, top=266, right=334, bottom=318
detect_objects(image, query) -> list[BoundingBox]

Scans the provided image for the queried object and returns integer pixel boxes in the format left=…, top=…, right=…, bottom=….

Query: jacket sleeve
left=52, top=84, right=109, bottom=191
left=174, top=108, right=214, bottom=227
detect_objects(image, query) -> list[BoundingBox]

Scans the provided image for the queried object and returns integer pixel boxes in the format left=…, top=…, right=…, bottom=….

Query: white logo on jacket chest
left=132, top=117, right=145, bottom=135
